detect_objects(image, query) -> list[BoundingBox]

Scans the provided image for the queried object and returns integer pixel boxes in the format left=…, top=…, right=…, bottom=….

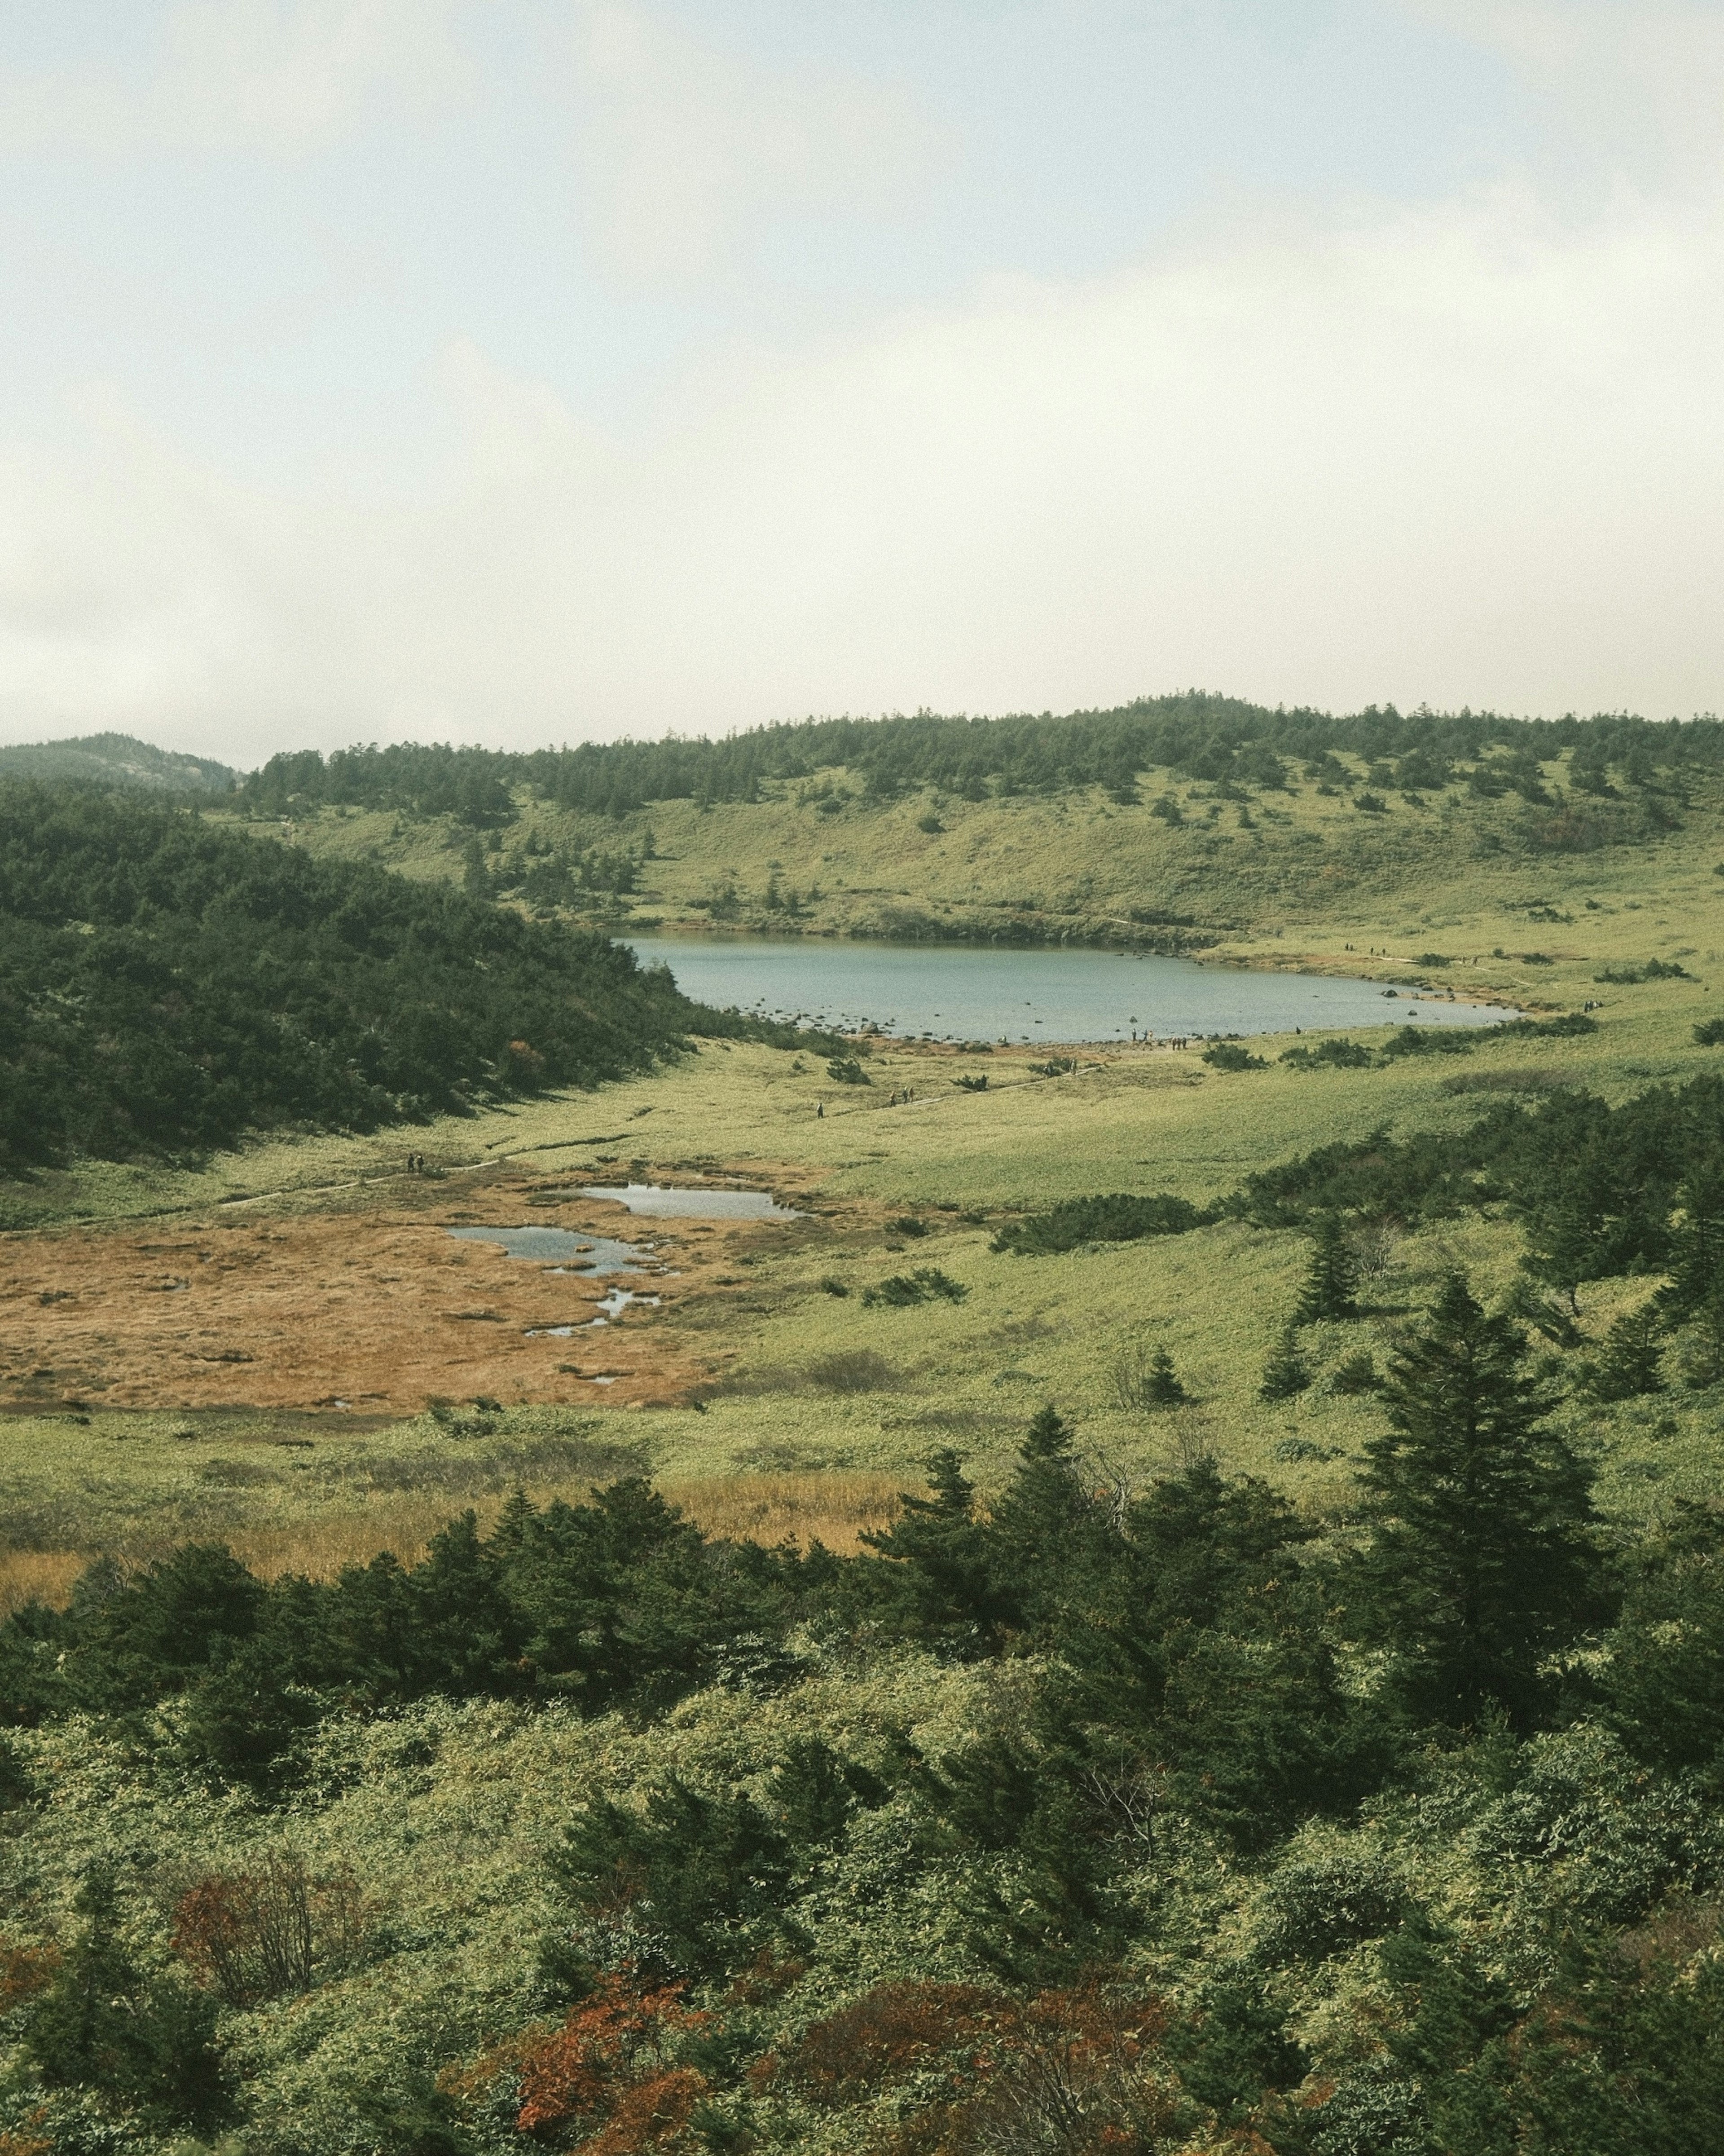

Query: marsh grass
left=0, top=1470, right=906, bottom=1609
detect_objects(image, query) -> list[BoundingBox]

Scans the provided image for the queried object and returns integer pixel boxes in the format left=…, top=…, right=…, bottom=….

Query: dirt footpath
left=0, top=1175, right=805, bottom=1414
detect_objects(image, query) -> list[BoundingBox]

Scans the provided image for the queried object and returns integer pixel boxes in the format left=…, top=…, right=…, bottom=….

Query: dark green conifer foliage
left=22, top=1867, right=230, bottom=2130
left=1660, top=1160, right=1724, bottom=1318
left=1260, top=1325, right=1312, bottom=1401
left=862, top=1448, right=1001, bottom=1653
left=1355, top=1272, right=1607, bottom=1730
left=1142, top=1348, right=1187, bottom=1406
left=1588, top=1301, right=1666, bottom=1401
left=1601, top=1504, right=1724, bottom=1773
left=1295, top=1212, right=1359, bottom=1323
left=987, top=1406, right=1117, bottom=1636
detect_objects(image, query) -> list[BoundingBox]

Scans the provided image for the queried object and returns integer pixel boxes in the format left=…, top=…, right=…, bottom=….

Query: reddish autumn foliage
left=172, top=1855, right=379, bottom=2005
left=515, top=1972, right=707, bottom=2142
left=794, top=1978, right=1187, bottom=2154
left=792, top=1981, right=998, bottom=2102
left=0, top=1945, right=60, bottom=2015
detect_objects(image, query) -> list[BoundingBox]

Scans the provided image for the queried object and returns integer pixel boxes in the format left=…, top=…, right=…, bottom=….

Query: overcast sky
left=1, top=1, right=1721, bottom=761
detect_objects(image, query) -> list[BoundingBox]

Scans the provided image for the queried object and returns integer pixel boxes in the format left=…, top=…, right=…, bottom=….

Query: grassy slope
left=6, top=745, right=1724, bottom=1592
left=4, top=971, right=1720, bottom=1600
left=234, top=745, right=1724, bottom=977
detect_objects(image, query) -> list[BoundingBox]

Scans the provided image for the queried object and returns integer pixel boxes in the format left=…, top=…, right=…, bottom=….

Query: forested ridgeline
left=2, top=1287, right=1723, bottom=2151
left=0, top=732, right=237, bottom=795
left=237, top=696, right=1717, bottom=821
left=0, top=782, right=800, bottom=1177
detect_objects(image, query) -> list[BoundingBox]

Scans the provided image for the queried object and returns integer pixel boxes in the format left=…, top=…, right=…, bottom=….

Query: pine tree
left=1660, top=1160, right=1724, bottom=1319
left=987, top=1407, right=1118, bottom=1638
left=862, top=1448, right=1002, bottom=1652
left=1295, top=1213, right=1358, bottom=1323
left=23, top=1867, right=229, bottom=2130
left=1588, top=1302, right=1666, bottom=1401
left=1355, top=1271, right=1607, bottom=1730
left=1260, top=1325, right=1312, bottom=1401
left=1143, top=1349, right=1187, bottom=1407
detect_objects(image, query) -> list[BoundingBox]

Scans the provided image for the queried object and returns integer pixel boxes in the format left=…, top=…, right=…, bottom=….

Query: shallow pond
left=625, top=934, right=1508, bottom=1044
left=445, top=1226, right=651, bottom=1273
left=581, top=1183, right=799, bottom=1220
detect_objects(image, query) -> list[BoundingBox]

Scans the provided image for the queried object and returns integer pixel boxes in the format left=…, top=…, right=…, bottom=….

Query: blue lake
left=623, top=935, right=1510, bottom=1045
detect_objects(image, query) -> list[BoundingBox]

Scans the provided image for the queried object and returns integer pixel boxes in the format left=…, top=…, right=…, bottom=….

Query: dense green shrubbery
left=0, top=782, right=809, bottom=1174
left=4, top=1291, right=1723, bottom=2150
left=992, top=1190, right=1215, bottom=1255
left=1233, top=1071, right=1724, bottom=1297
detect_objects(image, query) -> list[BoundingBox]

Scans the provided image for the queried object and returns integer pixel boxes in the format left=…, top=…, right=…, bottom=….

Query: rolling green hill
left=237, top=714, right=1724, bottom=1009
left=0, top=730, right=237, bottom=794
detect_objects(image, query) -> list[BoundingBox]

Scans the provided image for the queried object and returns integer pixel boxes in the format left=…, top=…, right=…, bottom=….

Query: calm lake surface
left=624, top=935, right=1510, bottom=1045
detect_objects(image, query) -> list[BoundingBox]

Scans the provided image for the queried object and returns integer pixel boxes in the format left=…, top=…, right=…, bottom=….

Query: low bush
left=993, top=1192, right=1214, bottom=1255
left=862, top=1268, right=968, bottom=1308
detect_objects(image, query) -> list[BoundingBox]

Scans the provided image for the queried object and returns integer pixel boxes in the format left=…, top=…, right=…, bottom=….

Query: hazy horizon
left=4, top=2, right=1722, bottom=764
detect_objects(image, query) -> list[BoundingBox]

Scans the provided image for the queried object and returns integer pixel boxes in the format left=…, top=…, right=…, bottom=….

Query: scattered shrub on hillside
left=1202, top=1041, right=1266, bottom=1071
left=992, top=1192, right=1213, bottom=1255
left=862, top=1269, right=968, bottom=1308
left=1280, top=1036, right=1375, bottom=1070
left=953, top=1073, right=988, bottom=1090
left=1496, top=1010, right=1599, bottom=1038
left=172, top=1855, right=381, bottom=2005
left=806, top=1350, right=901, bottom=1393
left=1295, top=1214, right=1360, bottom=1323
left=1379, top=1023, right=1478, bottom=1058
left=1110, top=1345, right=1188, bottom=1411
left=1598, top=959, right=1690, bottom=983
left=889, top=1216, right=929, bottom=1238
left=825, top=1057, right=870, bottom=1085
left=1695, top=1016, right=1724, bottom=1046
left=1329, top=1353, right=1383, bottom=1396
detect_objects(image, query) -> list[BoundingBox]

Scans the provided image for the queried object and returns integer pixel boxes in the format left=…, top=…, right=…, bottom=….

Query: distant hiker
left=816, top=1100, right=824, bottom=1118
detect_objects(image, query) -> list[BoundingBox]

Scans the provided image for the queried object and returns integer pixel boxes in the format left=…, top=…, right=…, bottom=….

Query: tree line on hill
left=236, top=696, right=1715, bottom=822
left=0, top=781, right=818, bottom=1178
left=1, top=1271, right=1721, bottom=2147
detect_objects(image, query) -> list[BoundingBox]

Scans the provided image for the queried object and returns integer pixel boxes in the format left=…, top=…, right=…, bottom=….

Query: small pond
left=445, top=1226, right=652, bottom=1273
left=625, top=934, right=1509, bottom=1044
left=581, top=1183, right=799, bottom=1220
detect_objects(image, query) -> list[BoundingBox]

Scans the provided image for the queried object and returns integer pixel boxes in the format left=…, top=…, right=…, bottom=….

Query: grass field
left=229, top=744, right=1724, bottom=968
left=7, top=745, right=1724, bottom=1596
left=4, top=943, right=1722, bottom=1598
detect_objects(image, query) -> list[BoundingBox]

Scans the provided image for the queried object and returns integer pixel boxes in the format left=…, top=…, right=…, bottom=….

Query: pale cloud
left=1407, top=0, right=1724, bottom=194
left=0, top=0, right=466, bottom=157
left=568, top=1, right=949, bottom=286
left=1, top=2, right=1722, bottom=759
left=3, top=162, right=1721, bottom=758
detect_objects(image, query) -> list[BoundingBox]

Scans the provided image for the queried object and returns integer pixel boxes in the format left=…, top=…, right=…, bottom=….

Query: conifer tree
left=1296, top=1212, right=1359, bottom=1323
left=1659, top=1160, right=1724, bottom=1318
left=862, top=1448, right=1001, bottom=1652
left=23, top=1867, right=229, bottom=2130
left=1260, top=1325, right=1312, bottom=1401
left=1355, top=1271, right=1607, bottom=1729
left=1143, top=1348, right=1187, bottom=1407
left=1588, top=1301, right=1666, bottom=1401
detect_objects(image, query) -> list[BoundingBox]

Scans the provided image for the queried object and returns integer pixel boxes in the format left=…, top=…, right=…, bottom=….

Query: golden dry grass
left=0, top=1550, right=84, bottom=1621
left=0, top=1472, right=906, bottom=1611
left=660, top=1471, right=902, bottom=1552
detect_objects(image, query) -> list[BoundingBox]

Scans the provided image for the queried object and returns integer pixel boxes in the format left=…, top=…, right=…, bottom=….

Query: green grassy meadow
left=6, top=956, right=1723, bottom=1593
